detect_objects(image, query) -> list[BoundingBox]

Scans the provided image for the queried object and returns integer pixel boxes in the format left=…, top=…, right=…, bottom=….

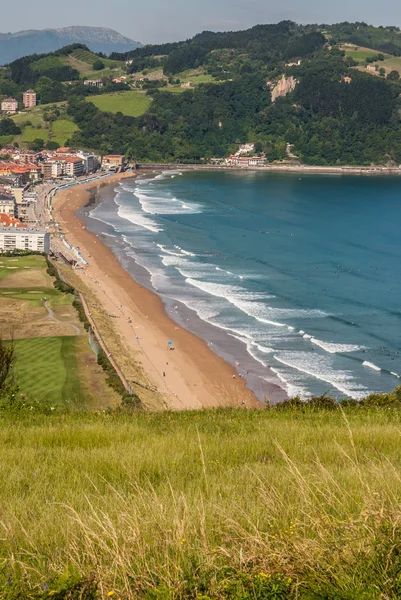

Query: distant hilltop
left=0, top=26, right=142, bottom=65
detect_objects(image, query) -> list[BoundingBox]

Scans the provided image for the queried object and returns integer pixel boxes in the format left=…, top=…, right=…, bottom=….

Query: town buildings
left=40, top=155, right=85, bottom=179
left=0, top=214, right=26, bottom=228
left=0, top=227, right=49, bottom=252
left=77, top=152, right=98, bottom=173
left=22, top=89, right=37, bottom=108
left=1, top=98, right=18, bottom=114
left=102, top=154, right=125, bottom=170
left=0, top=194, right=16, bottom=216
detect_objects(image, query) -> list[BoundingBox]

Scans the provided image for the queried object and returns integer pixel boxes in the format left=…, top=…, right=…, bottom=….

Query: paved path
left=43, top=300, right=81, bottom=335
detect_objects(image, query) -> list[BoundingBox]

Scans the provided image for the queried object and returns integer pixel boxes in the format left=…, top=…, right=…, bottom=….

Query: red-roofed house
left=0, top=214, right=26, bottom=228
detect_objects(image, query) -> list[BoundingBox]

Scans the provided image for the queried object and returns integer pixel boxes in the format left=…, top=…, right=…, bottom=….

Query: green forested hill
left=2, top=22, right=401, bottom=165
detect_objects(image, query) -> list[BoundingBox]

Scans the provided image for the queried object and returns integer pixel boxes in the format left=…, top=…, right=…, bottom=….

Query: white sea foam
left=299, top=330, right=305, bottom=335
left=156, top=244, right=183, bottom=257
left=275, top=352, right=369, bottom=399
left=363, top=361, right=381, bottom=372
left=117, top=203, right=162, bottom=233
left=310, top=338, right=366, bottom=354
left=175, top=245, right=196, bottom=256
left=270, top=368, right=311, bottom=399
left=391, top=372, right=400, bottom=378
left=134, top=188, right=203, bottom=215
left=303, top=334, right=312, bottom=339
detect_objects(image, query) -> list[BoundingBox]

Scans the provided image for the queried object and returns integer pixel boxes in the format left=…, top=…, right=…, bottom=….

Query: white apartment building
left=0, top=196, right=16, bottom=216
left=0, top=227, right=50, bottom=253
left=1, top=98, right=18, bottom=114
left=77, top=152, right=98, bottom=173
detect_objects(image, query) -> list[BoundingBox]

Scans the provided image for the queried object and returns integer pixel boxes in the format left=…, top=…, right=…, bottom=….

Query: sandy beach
left=52, top=172, right=274, bottom=410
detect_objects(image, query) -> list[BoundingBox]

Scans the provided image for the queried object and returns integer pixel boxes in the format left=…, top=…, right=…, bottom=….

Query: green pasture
left=0, top=134, right=15, bottom=146
left=51, top=119, right=79, bottom=145
left=14, top=336, right=81, bottom=405
left=20, top=125, right=49, bottom=144
left=12, top=112, right=45, bottom=127
left=177, top=69, right=215, bottom=84
left=86, top=90, right=152, bottom=117
left=341, top=45, right=383, bottom=63
left=376, top=56, right=401, bottom=74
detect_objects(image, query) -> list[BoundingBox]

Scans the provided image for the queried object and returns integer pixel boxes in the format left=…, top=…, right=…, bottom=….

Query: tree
left=93, top=60, right=105, bottom=71
left=0, top=338, right=16, bottom=398
left=30, top=138, right=45, bottom=151
left=387, top=70, right=400, bottom=81
left=379, top=67, right=386, bottom=77
left=0, top=119, right=21, bottom=136
left=46, top=141, right=60, bottom=150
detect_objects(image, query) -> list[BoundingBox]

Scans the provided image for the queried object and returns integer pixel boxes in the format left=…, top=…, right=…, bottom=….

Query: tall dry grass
left=1, top=407, right=401, bottom=598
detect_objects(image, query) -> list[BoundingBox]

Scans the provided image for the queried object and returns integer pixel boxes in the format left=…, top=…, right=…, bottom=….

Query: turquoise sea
left=84, top=170, right=401, bottom=402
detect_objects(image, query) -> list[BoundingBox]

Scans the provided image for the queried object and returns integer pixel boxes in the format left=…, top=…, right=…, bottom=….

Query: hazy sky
left=2, top=0, right=400, bottom=43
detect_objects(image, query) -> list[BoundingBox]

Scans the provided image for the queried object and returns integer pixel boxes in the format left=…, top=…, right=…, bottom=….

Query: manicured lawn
left=0, top=255, right=47, bottom=281
left=51, top=119, right=79, bottom=145
left=14, top=336, right=81, bottom=405
left=0, top=286, right=72, bottom=307
left=86, top=90, right=152, bottom=117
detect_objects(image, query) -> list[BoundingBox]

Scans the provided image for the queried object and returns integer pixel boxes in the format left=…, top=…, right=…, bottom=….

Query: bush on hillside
left=92, top=60, right=105, bottom=71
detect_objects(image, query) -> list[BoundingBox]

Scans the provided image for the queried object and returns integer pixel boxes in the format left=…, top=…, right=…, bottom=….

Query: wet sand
left=52, top=172, right=282, bottom=410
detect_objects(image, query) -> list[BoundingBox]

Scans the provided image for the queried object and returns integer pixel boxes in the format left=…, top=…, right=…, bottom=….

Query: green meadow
left=51, top=119, right=79, bottom=145
left=1, top=406, right=401, bottom=598
left=86, top=91, right=152, bottom=117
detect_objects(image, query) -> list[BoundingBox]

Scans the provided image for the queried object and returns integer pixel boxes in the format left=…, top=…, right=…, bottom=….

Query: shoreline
left=52, top=172, right=275, bottom=410
left=135, top=163, right=401, bottom=176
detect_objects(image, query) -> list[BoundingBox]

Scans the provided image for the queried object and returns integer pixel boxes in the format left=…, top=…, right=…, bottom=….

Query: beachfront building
left=1, top=98, right=18, bottom=114
left=77, top=152, right=98, bottom=173
left=63, top=157, right=84, bottom=178
left=22, top=89, right=37, bottom=108
left=102, top=154, right=125, bottom=170
left=0, top=227, right=49, bottom=253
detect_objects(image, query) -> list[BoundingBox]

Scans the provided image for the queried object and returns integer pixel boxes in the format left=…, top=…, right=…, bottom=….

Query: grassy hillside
left=0, top=255, right=119, bottom=409
left=60, top=48, right=126, bottom=80
left=0, top=405, right=401, bottom=598
left=340, top=44, right=383, bottom=63
left=86, top=90, right=152, bottom=117
left=51, top=118, right=79, bottom=145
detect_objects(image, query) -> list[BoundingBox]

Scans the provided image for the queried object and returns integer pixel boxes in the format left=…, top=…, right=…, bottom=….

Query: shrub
left=92, top=60, right=105, bottom=71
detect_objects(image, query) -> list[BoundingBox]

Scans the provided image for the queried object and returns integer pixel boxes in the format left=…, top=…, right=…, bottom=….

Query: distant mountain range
left=0, top=26, right=142, bottom=65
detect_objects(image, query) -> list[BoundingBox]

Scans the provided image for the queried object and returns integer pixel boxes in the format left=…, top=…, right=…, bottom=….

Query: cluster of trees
left=65, top=44, right=401, bottom=167
left=9, top=54, right=79, bottom=87
left=327, top=22, right=401, bottom=56
left=0, top=119, right=21, bottom=136
left=112, top=22, right=326, bottom=76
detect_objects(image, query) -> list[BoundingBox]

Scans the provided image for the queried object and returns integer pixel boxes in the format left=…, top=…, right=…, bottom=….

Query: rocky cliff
left=270, top=75, right=297, bottom=102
